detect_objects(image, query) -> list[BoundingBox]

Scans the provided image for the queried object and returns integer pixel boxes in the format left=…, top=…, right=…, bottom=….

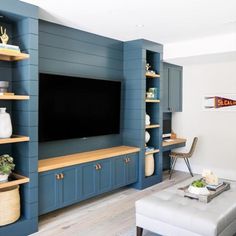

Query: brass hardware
left=95, top=164, right=99, bottom=170
left=124, top=158, right=128, bottom=163
left=98, top=164, right=102, bottom=169
left=56, top=174, right=60, bottom=180
left=128, top=157, right=131, bottom=162
left=60, top=173, right=64, bottom=179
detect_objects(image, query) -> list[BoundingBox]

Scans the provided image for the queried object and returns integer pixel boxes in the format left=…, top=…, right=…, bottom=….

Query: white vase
left=145, top=154, right=155, bottom=176
left=0, top=108, right=12, bottom=138
left=0, top=173, right=9, bottom=182
left=145, top=114, right=150, bottom=125
left=145, top=131, right=150, bottom=143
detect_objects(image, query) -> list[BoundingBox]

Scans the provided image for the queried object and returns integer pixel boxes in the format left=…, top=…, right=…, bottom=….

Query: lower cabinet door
left=39, top=170, right=59, bottom=215
left=126, top=153, right=138, bottom=184
left=113, top=155, right=126, bottom=188
left=80, top=162, right=97, bottom=199
left=97, top=159, right=112, bottom=194
left=60, top=167, right=78, bottom=207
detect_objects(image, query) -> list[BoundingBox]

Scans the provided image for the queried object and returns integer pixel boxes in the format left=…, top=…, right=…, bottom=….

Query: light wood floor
left=32, top=171, right=190, bottom=236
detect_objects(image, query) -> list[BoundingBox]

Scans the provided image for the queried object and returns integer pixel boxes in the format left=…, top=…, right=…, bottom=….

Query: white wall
left=172, top=58, right=236, bottom=180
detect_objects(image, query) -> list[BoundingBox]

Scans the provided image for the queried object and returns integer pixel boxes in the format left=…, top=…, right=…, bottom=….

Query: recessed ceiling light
left=136, top=24, right=144, bottom=28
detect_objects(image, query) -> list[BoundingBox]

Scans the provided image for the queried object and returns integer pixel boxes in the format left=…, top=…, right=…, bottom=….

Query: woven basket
left=0, top=185, right=20, bottom=226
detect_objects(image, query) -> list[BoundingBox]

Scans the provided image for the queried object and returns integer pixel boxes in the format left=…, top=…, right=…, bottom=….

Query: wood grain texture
left=38, top=146, right=140, bottom=172
left=145, top=124, right=160, bottom=129
left=0, top=95, right=29, bottom=100
left=145, top=99, right=160, bottom=103
left=162, top=138, right=186, bottom=147
left=0, top=135, right=30, bottom=144
left=0, top=50, right=29, bottom=61
left=34, top=171, right=190, bottom=236
left=145, top=149, right=160, bottom=155
left=0, top=173, right=29, bottom=190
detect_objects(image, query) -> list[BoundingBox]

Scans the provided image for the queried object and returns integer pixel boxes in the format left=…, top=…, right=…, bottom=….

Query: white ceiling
left=21, top=0, right=236, bottom=44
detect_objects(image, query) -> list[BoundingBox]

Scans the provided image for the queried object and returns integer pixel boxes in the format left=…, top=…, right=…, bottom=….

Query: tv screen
left=39, top=73, right=121, bottom=142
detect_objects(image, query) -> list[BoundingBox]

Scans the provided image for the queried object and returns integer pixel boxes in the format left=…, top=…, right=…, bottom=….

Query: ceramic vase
left=0, top=108, right=12, bottom=138
left=145, top=154, right=154, bottom=176
left=145, top=131, right=150, bottom=143
left=0, top=173, right=9, bottom=182
left=145, top=113, right=150, bottom=125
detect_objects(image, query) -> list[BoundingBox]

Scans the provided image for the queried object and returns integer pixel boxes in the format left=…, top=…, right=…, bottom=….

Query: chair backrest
left=188, top=137, right=198, bottom=157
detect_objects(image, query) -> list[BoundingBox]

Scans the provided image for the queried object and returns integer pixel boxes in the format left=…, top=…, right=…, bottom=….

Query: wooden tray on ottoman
left=178, top=182, right=230, bottom=203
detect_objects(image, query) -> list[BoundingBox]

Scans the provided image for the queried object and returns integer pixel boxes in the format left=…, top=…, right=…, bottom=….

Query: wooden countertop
left=38, top=146, right=140, bottom=172
left=162, top=138, right=186, bottom=147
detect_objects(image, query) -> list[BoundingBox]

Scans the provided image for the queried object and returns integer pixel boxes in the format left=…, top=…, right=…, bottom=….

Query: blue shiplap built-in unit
left=0, top=1, right=39, bottom=236
left=123, top=39, right=163, bottom=189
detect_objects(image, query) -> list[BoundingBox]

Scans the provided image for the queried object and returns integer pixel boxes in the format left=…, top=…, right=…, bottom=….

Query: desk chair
left=169, top=137, right=198, bottom=179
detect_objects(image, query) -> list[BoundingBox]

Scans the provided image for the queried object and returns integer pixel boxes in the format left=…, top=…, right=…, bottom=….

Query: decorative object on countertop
left=0, top=185, right=20, bottom=226
left=145, top=131, right=150, bottom=143
left=0, top=154, right=15, bottom=182
left=202, top=169, right=219, bottom=185
left=148, top=88, right=158, bottom=99
left=145, top=154, right=154, bottom=176
left=145, top=63, right=151, bottom=72
left=145, top=113, right=150, bottom=125
left=0, top=107, right=12, bottom=138
left=170, top=130, right=177, bottom=139
left=188, top=179, right=210, bottom=195
left=0, top=81, right=9, bottom=93
left=146, top=91, right=154, bottom=99
left=0, top=26, right=9, bottom=45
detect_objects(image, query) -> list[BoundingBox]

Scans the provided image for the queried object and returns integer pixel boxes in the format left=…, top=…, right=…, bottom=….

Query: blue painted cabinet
left=113, top=154, right=138, bottom=187
left=163, top=62, right=183, bottom=112
left=39, top=166, right=78, bottom=215
left=39, top=153, right=138, bottom=215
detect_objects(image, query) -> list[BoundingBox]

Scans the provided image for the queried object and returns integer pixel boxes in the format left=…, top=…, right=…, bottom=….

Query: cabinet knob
left=56, top=174, right=60, bottom=180
left=60, top=173, right=64, bottom=179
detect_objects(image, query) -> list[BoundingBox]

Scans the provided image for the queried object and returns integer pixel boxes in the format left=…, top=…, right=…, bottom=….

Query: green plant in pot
left=0, top=154, right=15, bottom=182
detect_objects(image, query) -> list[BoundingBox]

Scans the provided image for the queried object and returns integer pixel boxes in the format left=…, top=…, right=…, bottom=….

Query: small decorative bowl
left=188, top=185, right=210, bottom=195
left=0, top=81, right=9, bottom=93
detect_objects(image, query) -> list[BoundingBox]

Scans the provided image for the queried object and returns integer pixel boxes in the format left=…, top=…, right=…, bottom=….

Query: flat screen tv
left=39, top=73, right=121, bottom=142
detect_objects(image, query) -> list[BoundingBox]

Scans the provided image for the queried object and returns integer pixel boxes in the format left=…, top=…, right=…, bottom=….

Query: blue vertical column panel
left=123, top=41, right=146, bottom=189
left=12, top=17, right=39, bottom=229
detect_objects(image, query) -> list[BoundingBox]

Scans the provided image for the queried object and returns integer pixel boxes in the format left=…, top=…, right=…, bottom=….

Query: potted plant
left=0, top=154, right=15, bottom=182
left=188, top=179, right=210, bottom=195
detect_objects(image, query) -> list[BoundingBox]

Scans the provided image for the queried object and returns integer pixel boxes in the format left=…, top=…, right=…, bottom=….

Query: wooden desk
left=162, top=138, right=186, bottom=152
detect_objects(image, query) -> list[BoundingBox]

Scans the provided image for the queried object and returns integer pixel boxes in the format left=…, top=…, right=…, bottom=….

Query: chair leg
left=184, top=158, right=194, bottom=177
left=136, top=226, right=143, bottom=236
left=169, top=157, right=177, bottom=179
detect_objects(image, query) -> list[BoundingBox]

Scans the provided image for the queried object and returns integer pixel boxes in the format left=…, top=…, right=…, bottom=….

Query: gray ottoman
left=136, top=177, right=236, bottom=236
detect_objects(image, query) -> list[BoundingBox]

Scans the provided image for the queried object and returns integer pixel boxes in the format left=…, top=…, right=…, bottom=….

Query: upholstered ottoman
left=136, top=177, right=236, bottom=236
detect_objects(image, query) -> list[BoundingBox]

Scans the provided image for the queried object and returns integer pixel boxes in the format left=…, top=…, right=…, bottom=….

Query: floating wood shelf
left=145, top=124, right=160, bottom=129
left=38, top=146, right=140, bottom=172
left=0, top=94, right=30, bottom=100
left=145, top=149, right=160, bottom=155
left=0, top=49, right=29, bottom=61
left=0, top=173, right=29, bottom=190
left=145, top=72, right=160, bottom=78
left=145, top=99, right=160, bottom=103
left=0, top=135, right=30, bottom=145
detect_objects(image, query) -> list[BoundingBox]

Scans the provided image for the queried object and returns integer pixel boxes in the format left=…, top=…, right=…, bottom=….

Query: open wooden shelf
left=145, top=124, right=160, bottom=129
left=145, top=72, right=160, bottom=78
left=0, top=49, right=29, bottom=61
left=0, top=135, right=30, bottom=145
left=39, top=146, right=140, bottom=172
left=0, top=94, right=30, bottom=100
left=0, top=173, right=29, bottom=190
left=145, top=99, right=160, bottom=103
left=145, top=149, right=160, bottom=155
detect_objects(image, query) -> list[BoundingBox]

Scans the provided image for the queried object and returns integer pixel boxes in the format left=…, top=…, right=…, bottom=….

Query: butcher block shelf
left=0, top=135, right=30, bottom=145
left=0, top=173, right=29, bottom=190
left=0, top=94, right=29, bottom=100
left=38, top=145, right=140, bottom=172
left=0, top=49, right=29, bottom=61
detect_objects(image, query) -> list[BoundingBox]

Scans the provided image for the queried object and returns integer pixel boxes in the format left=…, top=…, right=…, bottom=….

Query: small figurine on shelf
left=0, top=26, right=9, bottom=45
left=146, top=63, right=151, bottom=72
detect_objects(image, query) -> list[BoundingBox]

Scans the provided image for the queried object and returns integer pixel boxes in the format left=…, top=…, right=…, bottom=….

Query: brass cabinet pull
left=128, top=157, right=131, bottom=162
left=98, top=164, right=102, bottom=169
left=60, top=173, right=64, bottom=179
left=95, top=164, right=99, bottom=170
left=56, top=174, right=60, bottom=180
left=124, top=158, right=128, bottom=163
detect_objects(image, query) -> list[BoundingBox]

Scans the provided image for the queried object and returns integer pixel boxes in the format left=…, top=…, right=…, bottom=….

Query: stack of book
left=0, top=43, right=20, bottom=53
left=206, top=182, right=224, bottom=191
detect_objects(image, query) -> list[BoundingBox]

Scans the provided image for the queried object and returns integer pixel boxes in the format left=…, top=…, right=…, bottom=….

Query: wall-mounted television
left=39, top=73, right=121, bottom=142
